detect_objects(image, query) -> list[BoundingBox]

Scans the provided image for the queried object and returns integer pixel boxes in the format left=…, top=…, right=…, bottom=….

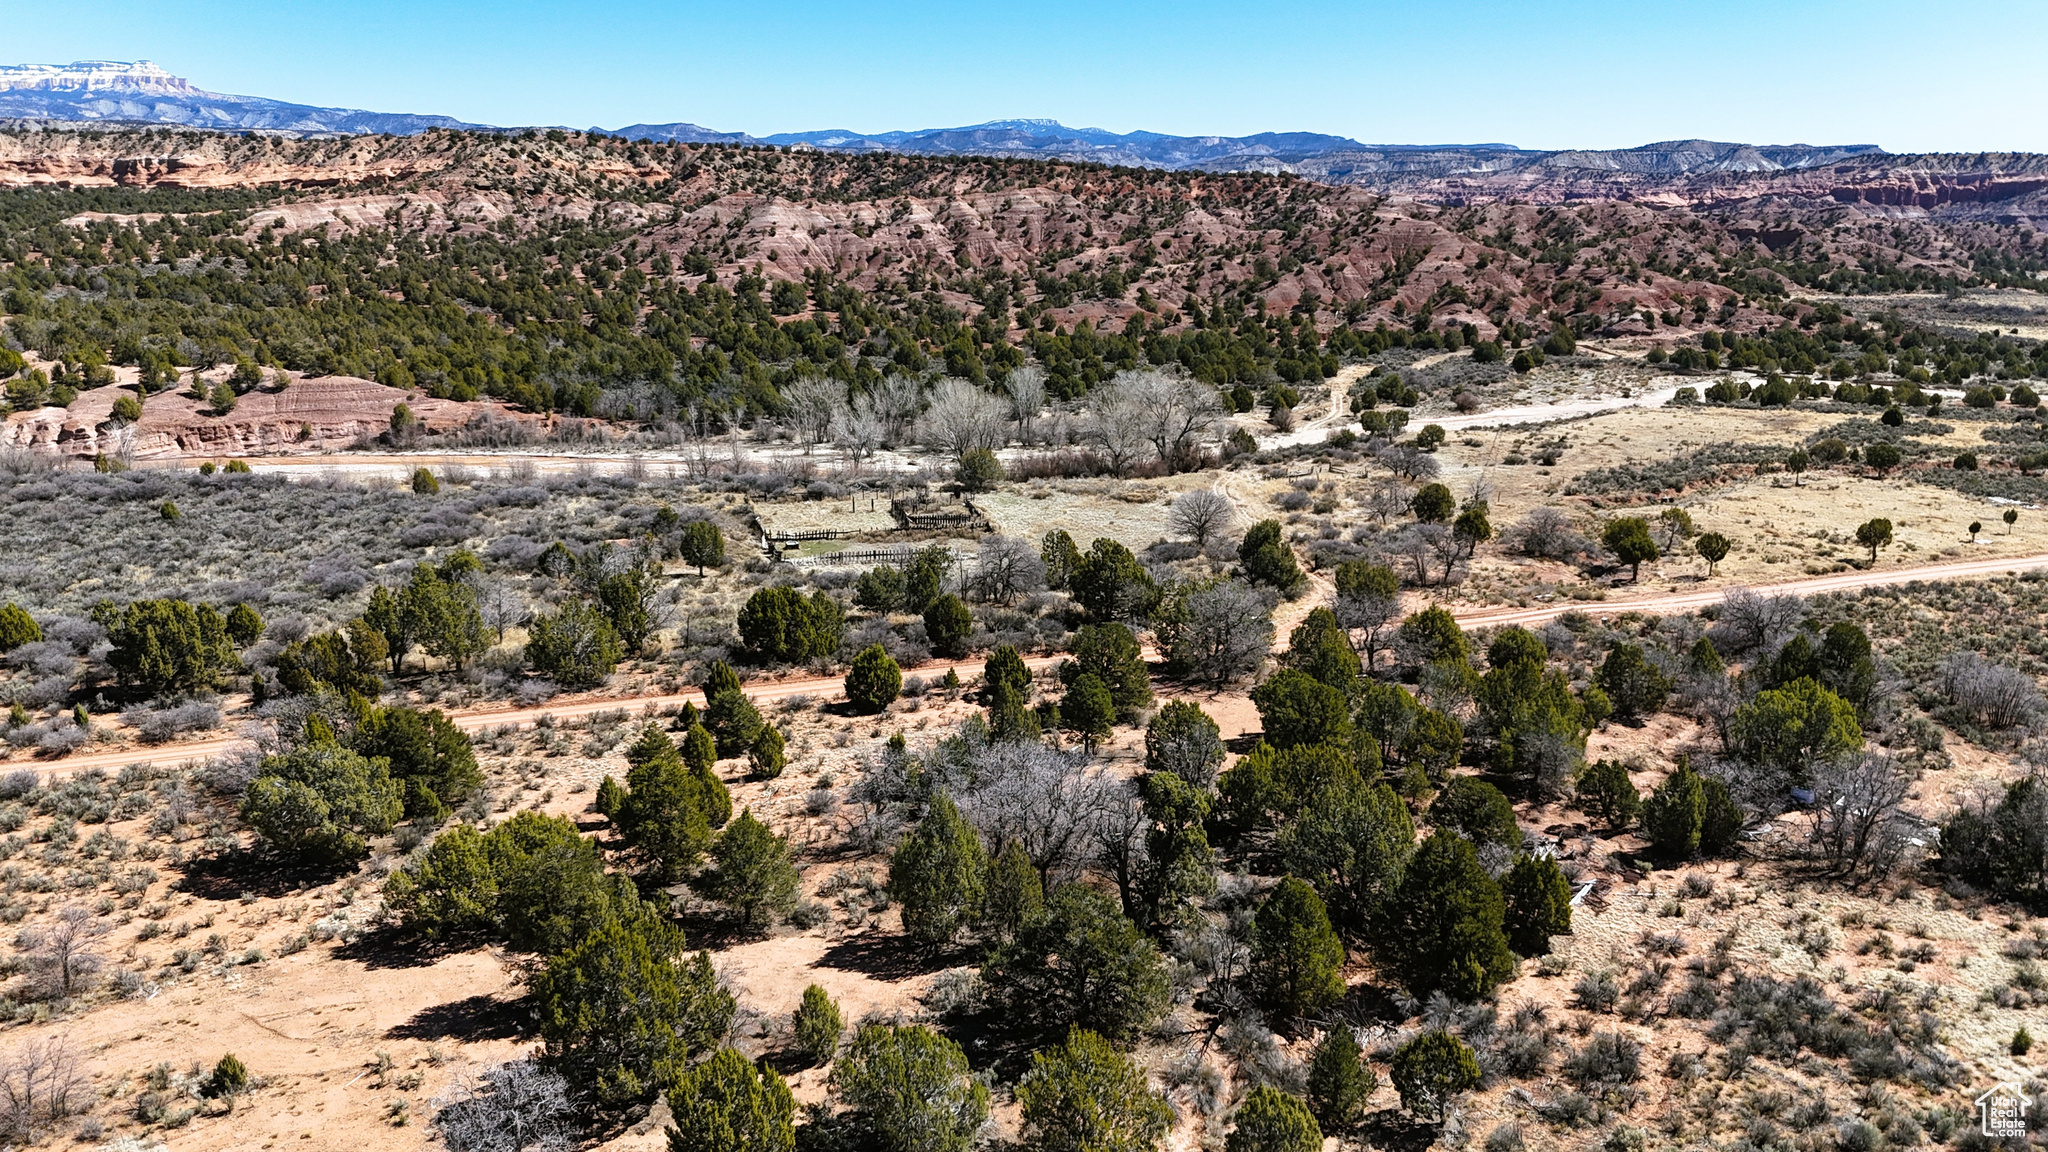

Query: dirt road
left=24, top=550, right=2048, bottom=777
left=1446, top=549, right=2048, bottom=628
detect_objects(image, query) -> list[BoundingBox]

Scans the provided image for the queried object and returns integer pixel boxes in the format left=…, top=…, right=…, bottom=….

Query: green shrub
left=1390, top=1030, right=1482, bottom=1120
left=525, top=600, right=622, bottom=687
left=984, top=884, right=1170, bottom=1046
left=887, top=794, right=986, bottom=948
left=923, top=593, right=973, bottom=659
left=845, top=644, right=902, bottom=713
left=1016, top=1027, right=1172, bottom=1152
left=1227, top=1086, right=1322, bottom=1152
left=1306, top=1026, right=1375, bottom=1134
left=1427, top=776, right=1519, bottom=847
left=1501, top=854, right=1573, bottom=956
left=665, top=1048, right=795, bottom=1152
left=695, top=810, right=800, bottom=927
left=0, top=603, right=40, bottom=652
left=793, top=984, right=843, bottom=1066
left=241, top=742, right=403, bottom=865
left=831, top=1025, right=988, bottom=1152
left=531, top=911, right=733, bottom=1107
left=1377, top=831, right=1516, bottom=1000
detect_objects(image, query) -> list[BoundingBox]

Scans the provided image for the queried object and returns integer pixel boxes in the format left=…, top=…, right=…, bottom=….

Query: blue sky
left=3, top=0, right=2045, bottom=151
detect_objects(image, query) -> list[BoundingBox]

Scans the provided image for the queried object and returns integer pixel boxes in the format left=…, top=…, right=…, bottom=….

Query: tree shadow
left=815, top=933, right=948, bottom=982
left=385, top=993, right=529, bottom=1042
left=1357, top=1108, right=1441, bottom=1152
left=173, top=849, right=348, bottom=901
left=331, top=924, right=482, bottom=970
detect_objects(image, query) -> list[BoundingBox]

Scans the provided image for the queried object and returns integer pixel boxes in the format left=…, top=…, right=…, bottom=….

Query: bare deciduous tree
left=1334, top=578, right=1401, bottom=673
left=955, top=741, right=1115, bottom=891
left=1375, top=442, right=1440, bottom=481
left=1169, top=490, right=1235, bottom=548
left=1709, top=588, right=1807, bottom=656
left=830, top=394, right=886, bottom=466
left=968, top=534, right=1046, bottom=603
left=18, top=907, right=107, bottom=1000
left=1157, top=579, right=1274, bottom=685
left=1367, top=479, right=1412, bottom=525
left=1005, top=365, right=1048, bottom=446
left=872, top=375, right=925, bottom=446
left=1807, top=754, right=1913, bottom=879
left=1084, top=380, right=1156, bottom=477
left=1122, top=369, right=1223, bottom=473
left=432, top=1059, right=576, bottom=1152
left=1510, top=507, right=1589, bottom=561
left=781, top=377, right=843, bottom=448
left=0, top=1035, right=86, bottom=1143
left=917, top=378, right=1008, bottom=459
left=1939, top=652, right=2046, bottom=729
left=1086, top=777, right=1150, bottom=920
left=465, top=575, right=530, bottom=644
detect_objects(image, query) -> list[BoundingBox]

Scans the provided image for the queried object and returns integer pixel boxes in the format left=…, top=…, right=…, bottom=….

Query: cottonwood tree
left=1510, top=506, right=1587, bottom=560
left=1710, top=588, right=1805, bottom=656
left=918, top=378, right=1008, bottom=458
left=780, top=377, right=841, bottom=447
left=829, top=394, right=886, bottom=465
left=968, top=534, right=1045, bottom=602
left=1086, top=381, right=1157, bottom=475
left=1005, top=365, right=1048, bottom=444
left=1939, top=652, right=2045, bottom=729
left=1125, top=369, right=1224, bottom=473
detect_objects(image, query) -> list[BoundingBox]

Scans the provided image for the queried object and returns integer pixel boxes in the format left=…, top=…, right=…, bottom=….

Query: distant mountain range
left=0, top=60, right=482, bottom=136
left=0, top=60, right=1888, bottom=182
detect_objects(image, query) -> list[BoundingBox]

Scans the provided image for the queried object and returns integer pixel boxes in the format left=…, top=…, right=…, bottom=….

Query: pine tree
left=793, top=984, right=843, bottom=1067
left=1305, top=1027, right=1375, bottom=1135
left=1378, top=831, right=1516, bottom=1000
left=888, top=794, right=987, bottom=948
left=1250, top=878, right=1347, bottom=1018
left=1500, top=854, right=1573, bottom=956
